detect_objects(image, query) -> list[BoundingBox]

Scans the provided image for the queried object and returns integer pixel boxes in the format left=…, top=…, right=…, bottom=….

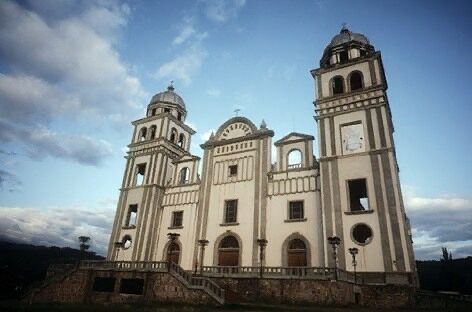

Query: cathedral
left=107, top=27, right=416, bottom=281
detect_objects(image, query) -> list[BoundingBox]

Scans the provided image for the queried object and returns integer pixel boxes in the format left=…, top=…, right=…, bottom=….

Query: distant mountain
left=0, top=240, right=104, bottom=300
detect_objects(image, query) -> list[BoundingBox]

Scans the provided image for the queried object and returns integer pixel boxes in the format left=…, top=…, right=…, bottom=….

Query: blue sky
left=0, top=0, right=471, bottom=260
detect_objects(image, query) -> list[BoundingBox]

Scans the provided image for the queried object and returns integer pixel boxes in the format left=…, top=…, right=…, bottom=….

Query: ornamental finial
left=168, top=80, right=175, bottom=91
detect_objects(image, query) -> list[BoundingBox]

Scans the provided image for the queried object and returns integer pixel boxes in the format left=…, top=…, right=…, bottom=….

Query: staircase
left=169, top=262, right=225, bottom=305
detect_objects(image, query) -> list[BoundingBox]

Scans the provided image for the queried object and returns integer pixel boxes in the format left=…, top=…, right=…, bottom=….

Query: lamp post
left=167, top=232, right=180, bottom=272
left=198, top=239, right=209, bottom=276
left=327, top=236, right=341, bottom=281
left=257, top=238, right=268, bottom=278
left=348, top=247, right=359, bottom=284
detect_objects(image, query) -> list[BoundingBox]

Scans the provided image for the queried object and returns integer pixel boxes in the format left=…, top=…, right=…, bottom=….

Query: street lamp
left=257, top=238, right=268, bottom=278
left=348, top=247, right=359, bottom=284
left=198, top=239, right=209, bottom=276
left=167, top=232, right=180, bottom=271
left=327, top=235, right=341, bottom=281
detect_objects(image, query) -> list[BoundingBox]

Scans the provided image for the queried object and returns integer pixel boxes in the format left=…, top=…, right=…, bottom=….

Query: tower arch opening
left=178, top=167, right=190, bottom=185
left=139, top=127, right=147, bottom=142
left=331, top=76, right=344, bottom=95
left=287, top=149, right=302, bottom=169
left=349, top=71, right=363, bottom=91
left=178, top=133, right=185, bottom=148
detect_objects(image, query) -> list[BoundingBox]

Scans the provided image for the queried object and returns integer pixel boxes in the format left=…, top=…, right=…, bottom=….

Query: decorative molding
left=219, top=222, right=240, bottom=227
left=344, top=209, right=374, bottom=215
left=268, top=175, right=318, bottom=196
left=284, top=218, right=307, bottom=223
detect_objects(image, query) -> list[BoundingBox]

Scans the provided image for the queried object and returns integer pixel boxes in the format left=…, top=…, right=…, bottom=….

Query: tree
left=441, top=247, right=452, bottom=262
left=78, top=236, right=90, bottom=254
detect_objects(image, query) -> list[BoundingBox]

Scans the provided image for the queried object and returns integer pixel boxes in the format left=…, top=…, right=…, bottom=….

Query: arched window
left=178, top=167, right=190, bottom=185
left=139, top=127, right=147, bottom=142
left=149, top=125, right=157, bottom=140
left=350, top=71, right=363, bottom=91
left=122, top=235, right=132, bottom=250
left=218, top=235, right=239, bottom=266
left=167, top=243, right=180, bottom=264
left=331, top=76, right=344, bottom=95
left=287, top=149, right=302, bottom=169
left=170, top=128, right=177, bottom=143
left=287, top=239, right=307, bottom=267
left=178, top=133, right=185, bottom=148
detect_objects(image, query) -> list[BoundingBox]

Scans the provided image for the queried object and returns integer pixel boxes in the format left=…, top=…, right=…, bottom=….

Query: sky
left=0, top=0, right=471, bottom=260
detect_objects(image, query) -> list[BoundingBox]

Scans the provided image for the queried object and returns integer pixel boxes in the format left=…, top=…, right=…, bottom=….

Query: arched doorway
left=167, top=243, right=180, bottom=264
left=218, top=235, right=239, bottom=266
left=287, top=239, right=307, bottom=267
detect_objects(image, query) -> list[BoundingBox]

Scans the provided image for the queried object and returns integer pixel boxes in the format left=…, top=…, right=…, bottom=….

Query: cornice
left=274, top=132, right=315, bottom=146
left=318, top=147, right=393, bottom=161
left=311, top=51, right=381, bottom=76
left=131, top=113, right=196, bottom=134
left=315, top=85, right=385, bottom=106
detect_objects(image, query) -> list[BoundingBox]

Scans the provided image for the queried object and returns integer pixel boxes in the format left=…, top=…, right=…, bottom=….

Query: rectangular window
left=151, top=108, right=156, bottom=116
left=289, top=201, right=304, bottom=220
left=172, top=211, right=183, bottom=227
left=92, top=277, right=115, bottom=292
left=119, top=278, right=144, bottom=295
left=135, top=164, right=146, bottom=186
left=228, top=165, right=238, bottom=177
left=224, top=200, right=238, bottom=223
left=348, top=179, right=369, bottom=211
left=164, top=108, right=171, bottom=113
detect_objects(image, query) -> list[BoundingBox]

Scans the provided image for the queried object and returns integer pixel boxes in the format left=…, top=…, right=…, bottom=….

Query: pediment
left=274, top=132, right=314, bottom=146
left=215, top=117, right=257, bottom=141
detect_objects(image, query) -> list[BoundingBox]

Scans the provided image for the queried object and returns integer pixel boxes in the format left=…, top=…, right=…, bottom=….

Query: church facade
left=107, top=28, right=416, bottom=280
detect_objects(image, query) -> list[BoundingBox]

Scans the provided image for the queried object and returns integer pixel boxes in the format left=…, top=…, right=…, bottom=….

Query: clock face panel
left=341, top=123, right=365, bottom=154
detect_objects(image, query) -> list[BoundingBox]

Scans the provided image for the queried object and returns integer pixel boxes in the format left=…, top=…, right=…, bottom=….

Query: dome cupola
left=146, top=83, right=187, bottom=120
left=320, top=26, right=375, bottom=68
left=149, top=83, right=186, bottom=109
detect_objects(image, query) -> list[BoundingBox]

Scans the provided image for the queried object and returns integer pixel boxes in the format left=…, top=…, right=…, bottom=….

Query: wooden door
left=288, top=250, right=307, bottom=266
left=218, top=250, right=239, bottom=266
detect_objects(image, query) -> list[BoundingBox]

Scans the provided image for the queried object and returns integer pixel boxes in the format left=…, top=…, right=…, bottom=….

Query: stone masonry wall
left=29, top=268, right=415, bottom=308
left=212, top=277, right=415, bottom=308
left=30, top=269, right=215, bottom=305
left=30, top=269, right=89, bottom=303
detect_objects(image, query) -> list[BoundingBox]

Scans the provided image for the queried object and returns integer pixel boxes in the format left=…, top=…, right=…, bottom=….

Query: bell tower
left=107, top=84, right=195, bottom=261
left=311, top=27, right=416, bottom=280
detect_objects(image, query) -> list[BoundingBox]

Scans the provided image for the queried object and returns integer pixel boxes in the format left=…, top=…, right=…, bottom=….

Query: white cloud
left=173, top=24, right=197, bottom=45
left=200, top=129, right=216, bottom=141
left=156, top=45, right=208, bottom=86
left=403, top=188, right=472, bottom=259
left=0, top=1, right=146, bottom=165
left=0, top=205, right=115, bottom=256
left=206, top=88, right=221, bottom=97
left=0, top=119, right=113, bottom=167
left=201, top=0, right=246, bottom=22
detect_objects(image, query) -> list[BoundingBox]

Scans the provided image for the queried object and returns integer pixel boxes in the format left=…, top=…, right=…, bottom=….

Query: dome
left=149, top=84, right=186, bottom=109
left=326, top=26, right=370, bottom=50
